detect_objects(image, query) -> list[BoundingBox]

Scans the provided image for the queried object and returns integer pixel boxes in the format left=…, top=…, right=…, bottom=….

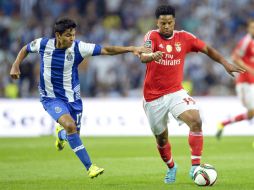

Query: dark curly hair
left=54, top=17, right=77, bottom=34
left=155, top=5, right=175, bottom=19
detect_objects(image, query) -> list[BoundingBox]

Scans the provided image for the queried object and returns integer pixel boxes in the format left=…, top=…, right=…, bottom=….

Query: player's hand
left=224, top=63, right=245, bottom=77
left=152, top=51, right=163, bottom=61
left=10, top=64, right=21, bottom=79
left=133, top=46, right=151, bottom=57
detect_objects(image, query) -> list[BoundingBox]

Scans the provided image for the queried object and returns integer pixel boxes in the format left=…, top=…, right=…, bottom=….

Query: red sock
left=157, top=141, right=174, bottom=168
left=222, top=113, right=248, bottom=126
left=189, top=131, right=203, bottom=165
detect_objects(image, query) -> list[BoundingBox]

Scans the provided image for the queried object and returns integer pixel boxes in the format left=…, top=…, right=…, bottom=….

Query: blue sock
left=58, top=129, right=67, bottom=141
left=67, top=133, right=92, bottom=170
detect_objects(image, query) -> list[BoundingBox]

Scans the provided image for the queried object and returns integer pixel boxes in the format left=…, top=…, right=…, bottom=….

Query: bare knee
left=63, top=121, right=77, bottom=134
left=156, top=130, right=168, bottom=147
left=188, top=117, right=202, bottom=132
left=248, top=110, right=254, bottom=119
left=156, top=137, right=168, bottom=147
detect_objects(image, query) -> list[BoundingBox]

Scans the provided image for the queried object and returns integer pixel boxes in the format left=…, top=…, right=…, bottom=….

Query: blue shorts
left=41, top=97, right=83, bottom=130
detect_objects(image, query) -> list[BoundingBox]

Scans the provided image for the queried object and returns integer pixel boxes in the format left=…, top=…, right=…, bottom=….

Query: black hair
left=155, top=5, right=175, bottom=19
left=54, top=18, right=77, bottom=34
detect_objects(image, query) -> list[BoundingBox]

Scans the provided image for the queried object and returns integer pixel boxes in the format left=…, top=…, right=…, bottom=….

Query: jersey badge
left=166, top=45, right=172, bottom=52
left=55, top=106, right=62, bottom=113
left=66, top=52, right=73, bottom=61
left=144, top=40, right=152, bottom=48
left=31, top=40, right=36, bottom=47
left=175, top=42, right=181, bottom=52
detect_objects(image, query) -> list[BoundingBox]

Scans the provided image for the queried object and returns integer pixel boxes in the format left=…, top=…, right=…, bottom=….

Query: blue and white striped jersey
left=26, top=37, right=101, bottom=102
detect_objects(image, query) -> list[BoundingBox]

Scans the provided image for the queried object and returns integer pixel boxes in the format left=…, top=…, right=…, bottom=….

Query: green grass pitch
left=0, top=136, right=254, bottom=190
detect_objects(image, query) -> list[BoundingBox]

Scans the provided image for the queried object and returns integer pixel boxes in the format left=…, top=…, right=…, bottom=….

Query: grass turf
left=0, top=136, right=254, bottom=190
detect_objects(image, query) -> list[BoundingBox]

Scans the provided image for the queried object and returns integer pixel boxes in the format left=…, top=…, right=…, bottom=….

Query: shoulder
left=27, top=37, right=50, bottom=52
left=74, top=39, right=81, bottom=44
left=38, top=37, right=51, bottom=47
left=144, top=29, right=160, bottom=41
left=235, top=34, right=252, bottom=53
left=177, top=30, right=197, bottom=40
left=75, top=40, right=95, bottom=46
left=238, top=34, right=252, bottom=46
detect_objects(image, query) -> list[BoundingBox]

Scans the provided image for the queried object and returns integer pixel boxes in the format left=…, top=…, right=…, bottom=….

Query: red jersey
left=143, top=30, right=206, bottom=101
left=233, top=34, right=254, bottom=84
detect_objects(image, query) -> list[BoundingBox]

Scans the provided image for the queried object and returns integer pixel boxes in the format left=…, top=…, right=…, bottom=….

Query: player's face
left=248, top=22, right=254, bottom=37
left=157, top=15, right=175, bottom=38
left=56, top=28, right=76, bottom=48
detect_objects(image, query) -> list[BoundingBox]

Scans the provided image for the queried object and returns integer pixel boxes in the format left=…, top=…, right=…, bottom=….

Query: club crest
left=175, top=42, right=181, bottom=52
left=66, top=52, right=73, bottom=61
left=55, top=106, right=62, bottom=113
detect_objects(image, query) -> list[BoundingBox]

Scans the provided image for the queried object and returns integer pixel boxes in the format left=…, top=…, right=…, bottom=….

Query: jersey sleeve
left=143, top=31, right=156, bottom=51
left=78, top=41, right=102, bottom=58
left=183, top=31, right=206, bottom=53
left=26, top=38, right=42, bottom=53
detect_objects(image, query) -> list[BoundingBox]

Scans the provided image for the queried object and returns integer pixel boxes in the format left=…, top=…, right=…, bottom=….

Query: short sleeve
left=143, top=31, right=156, bottom=51
left=183, top=31, right=206, bottom=53
left=78, top=41, right=102, bottom=58
left=26, top=38, right=42, bottom=53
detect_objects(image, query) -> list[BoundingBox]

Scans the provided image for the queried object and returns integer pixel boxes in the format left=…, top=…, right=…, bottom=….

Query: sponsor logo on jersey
left=155, top=58, right=181, bottom=66
left=66, top=52, right=73, bottom=61
left=144, top=40, right=152, bottom=48
left=55, top=106, right=62, bottom=113
left=166, top=45, right=172, bottom=52
left=155, top=53, right=181, bottom=66
left=175, top=42, right=181, bottom=52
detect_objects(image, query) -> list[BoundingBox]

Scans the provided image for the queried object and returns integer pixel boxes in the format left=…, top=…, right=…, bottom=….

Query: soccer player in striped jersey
left=139, top=5, right=245, bottom=184
left=216, top=19, right=254, bottom=139
left=10, top=17, right=145, bottom=178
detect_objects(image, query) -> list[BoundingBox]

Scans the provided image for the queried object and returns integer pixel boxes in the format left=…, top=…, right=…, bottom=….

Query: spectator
left=1, top=0, right=254, bottom=98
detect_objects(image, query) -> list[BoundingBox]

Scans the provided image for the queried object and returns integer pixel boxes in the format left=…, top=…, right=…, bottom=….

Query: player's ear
left=156, top=19, right=160, bottom=28
left=55, top=32, right=61, bottom=39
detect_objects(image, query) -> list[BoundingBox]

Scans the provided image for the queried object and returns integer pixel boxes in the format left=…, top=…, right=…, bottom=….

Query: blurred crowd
left=1, top=0, right=254, bottom=98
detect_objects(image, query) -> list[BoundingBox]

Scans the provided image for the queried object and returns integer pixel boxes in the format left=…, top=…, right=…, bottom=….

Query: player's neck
left=159, top=33, right=173, bottom=39
left=55, top=39, right=67, bottom=49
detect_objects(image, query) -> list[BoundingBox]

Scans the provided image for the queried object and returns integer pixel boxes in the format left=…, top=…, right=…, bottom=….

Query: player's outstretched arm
left=10, top=45, right=29, bottom=80
left=201, top=45, right=245, bottom=77
left=101, top=46, right=147, bottom=56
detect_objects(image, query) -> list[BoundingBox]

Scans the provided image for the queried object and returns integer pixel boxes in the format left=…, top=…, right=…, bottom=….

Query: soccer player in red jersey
left=216, top=19, right=254, bottom=139
left=139, top=5, right=245, bottom=184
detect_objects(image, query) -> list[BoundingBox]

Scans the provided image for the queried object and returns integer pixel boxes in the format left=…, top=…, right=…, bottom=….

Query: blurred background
left=1, top=0, right=254, bottom=99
